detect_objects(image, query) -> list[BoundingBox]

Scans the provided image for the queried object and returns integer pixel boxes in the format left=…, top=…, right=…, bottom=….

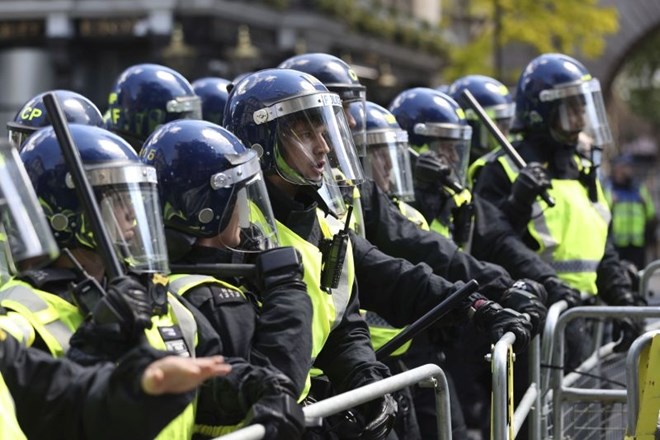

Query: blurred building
left=0, top=0, right=447, bottom=134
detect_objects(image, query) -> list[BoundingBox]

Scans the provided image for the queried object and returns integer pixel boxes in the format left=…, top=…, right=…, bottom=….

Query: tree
left=442, top=0, right=619, bottom=83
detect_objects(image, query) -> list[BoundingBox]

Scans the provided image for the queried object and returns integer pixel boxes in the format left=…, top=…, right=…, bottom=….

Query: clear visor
left=8, top=128, right=34, bottom=152
left=257, top=92, right=364, bottom=187
left=0, top=140, right=59, bottom=267
left=345, top=99, right=367, bottom=157
left=166, top=95, right=203, bottom=120
left=473, top=117, right=513, bottom=152
left=364, top=129, right=415, bottom=201
left=217, top=173, right=280, bottom=253
left=91, top=165, right=169, bottom=274
left=541, top=78, right=613, bottom=150
left=425, top=137, right=471, bottom=187
left=0, top=225, right=14, bottom=285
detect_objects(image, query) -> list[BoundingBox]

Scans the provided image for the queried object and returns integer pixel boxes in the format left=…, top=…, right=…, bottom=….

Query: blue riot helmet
left=20, top=125, right=169, bottom=274
left=389, top=88, right=472, bottom=187
left=106, top=63, right=202, bottom=151
left=448, top=75, right=514, bottom=161
left=512, top=53, right=613, bottom=153
left=278, top=53, right=368, bottom=156
left=0, top=139, right=59, bottom=278
left=191, top=77, right=231, bottom=125
left=141, top=120, right=279, bottom=252
left=224, top=68, right=364, bottom=193
left=351, top=101, right=414, bottom=201
left=7, top=90, right=104, bottom=150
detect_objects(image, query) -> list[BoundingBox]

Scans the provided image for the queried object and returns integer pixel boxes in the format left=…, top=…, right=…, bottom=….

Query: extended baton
left=375, top=279, right=479, bottom=360
left=43, top=93, right=125, bottom=280
left=460, top=89, right=555, bottom=207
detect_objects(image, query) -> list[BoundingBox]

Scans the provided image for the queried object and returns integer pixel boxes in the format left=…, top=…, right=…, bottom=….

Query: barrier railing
left=548, top=306, right=660, bottom=438
left=213, top=363, right=451, bottom=440
left=625, top=329, right=660, bottom=436
left=490, top=332, right=541, bottom=440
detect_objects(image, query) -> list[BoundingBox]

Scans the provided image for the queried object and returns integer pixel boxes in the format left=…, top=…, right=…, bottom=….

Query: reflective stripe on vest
left=276, top=210, right=354, bottom=399
left=0, top=280, right=82, bottom=357
left=395, top=200, right=430, bottom=231
left=362, top=310, right=410, bottom=357
left=497, top=154, right=610, bottom=294
left=146, top=293, right=199, bottom=440
left=605, top=185, right=655, bottom=247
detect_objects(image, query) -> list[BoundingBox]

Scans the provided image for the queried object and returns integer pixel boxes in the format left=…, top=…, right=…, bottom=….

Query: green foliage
left=445, top=0, right=619, bottom=80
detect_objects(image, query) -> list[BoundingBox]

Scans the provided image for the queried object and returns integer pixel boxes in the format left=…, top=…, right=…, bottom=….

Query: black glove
left=254, top=247, right=306, bottom=296
left=92, top=275, right=154, bottom=338
left=612, top=318, right=645, bottom=353
left=509, top=162, right=552, bottom=209
left=542, top=276, right=582, bottom=308
left=414, top=151, right=452, bottom=190
left=326, top=394, right=398, bottom=440
left=500, top=279, right=548, bottom=336
left=247, top=393, right=305, bottom=440
left=471, top=299, right=533, bottom=353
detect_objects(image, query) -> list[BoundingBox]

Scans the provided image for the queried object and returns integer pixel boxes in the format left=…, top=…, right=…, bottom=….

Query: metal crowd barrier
left=490, top=332, right=542, bottom=440
left=213, top=363, right=451, bottom=440
left=546, top=306, right=660, bottom=439
left=625, top=329, right=660, bottom=437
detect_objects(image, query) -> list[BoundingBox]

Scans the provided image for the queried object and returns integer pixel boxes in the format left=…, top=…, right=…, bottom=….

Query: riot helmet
left=389, top=88, right=472, bottom=187
left=223, top=68, right=364, bottom=190
left=191, top=77, right=231, bottom=125
left=512, top=53, right=613, bottom=153
left=449, top=75, right=514, bottom=161
left=7, top=90, right=104, bottom=151
left=141, top=120, right=279, bottom=252
left=278, top=53, right=368, bottom=156
left=0, top=139, right=59, bottom=277
left=106, top=63, right=202, bottom=151
left=351, top=101, right=414, bottom=201
left=20, top=125, right=169, bottom=274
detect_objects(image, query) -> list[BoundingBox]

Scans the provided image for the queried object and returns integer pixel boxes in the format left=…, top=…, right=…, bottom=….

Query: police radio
left=320, top=206, right=353, bottom=291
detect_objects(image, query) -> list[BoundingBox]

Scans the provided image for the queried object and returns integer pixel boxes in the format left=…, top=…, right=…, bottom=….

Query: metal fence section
left=626, top=330, right=660, bottom=436
left=213, top=363, right=451, bottom=440
left=490, top=332, right=542, bottom=440
left=545, top=306, right=660, bottom=439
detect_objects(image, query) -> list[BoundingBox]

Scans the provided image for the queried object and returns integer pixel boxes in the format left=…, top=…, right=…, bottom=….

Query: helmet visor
left=541, top=78, right=613, bottom=150
left=265, top=92, right=364, bottom=187
left=345, top=100, right=367, bottom=157
left=92, top=165, right=169, bottom=274
left=0, top=140, right=59, bottom=267
left=364, top=129, right=415, bottom=201
left=8, top=128, right=34, bottom=151
left=215, top=170, right=280, bottom=253
left=166, top=95, right=203, bottom=120
left=414, top=122, right=472, bottom=187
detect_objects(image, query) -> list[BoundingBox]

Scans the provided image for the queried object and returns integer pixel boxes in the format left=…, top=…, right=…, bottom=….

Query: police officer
left=7, top=89, right=104, bottom=150
left=141, top=119, right=311, bottom=438
left=224, top=67, right=540, bottom=439
left=472, top=53, right=646, bottom=356
left=4, top=124, right=304, bottom=439
left=447, top=74, right=515, bottom=167
left=604, top=154, right=657, bottom=270
left=105, top=63, right=202, bottom=151
left=0, top=136, right=232, bottom=440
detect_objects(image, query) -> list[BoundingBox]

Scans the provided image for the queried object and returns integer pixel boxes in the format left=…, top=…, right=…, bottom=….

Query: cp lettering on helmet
left=21, top=107, right=42, bottom=121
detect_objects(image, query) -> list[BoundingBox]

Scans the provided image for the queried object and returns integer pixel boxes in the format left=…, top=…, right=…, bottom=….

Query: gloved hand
left=471, top=299, right=533, bottom=353
left=500, top=279, right=548, bottom=336
left=327, top=394, right=398, bottom=440
left=542, top=276, right=582, bottom=308
left=254, top=247, right=306, bottom=297
left=612, top=318, right=645, bottom=353
left=92, top=275, right=154, bottom=339
left=414, top=151, right=452, bottom=190
left=509, top=162, right=552, bottom=209
left=247, top=393, right=305, bottom=440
